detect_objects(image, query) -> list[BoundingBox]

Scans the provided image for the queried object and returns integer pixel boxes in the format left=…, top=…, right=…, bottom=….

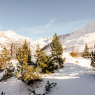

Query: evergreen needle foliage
left=15, top=40, right=41, bottom=82
left=91, top=51, right=95, bottom=67
left=45, top=81, right=57, bottom=92
left=15, top=61, right=41, bottom=82
left=0, top=57, right=5, bottom=71
left=36, top=45, right=55, bottom=73
left=16, top=39, right=31, bottom=65
left=51, top=33, right=65, bottom=68
left=82, top=43, right=90, bottom=58
left=0, top=47, right=14, bottom=78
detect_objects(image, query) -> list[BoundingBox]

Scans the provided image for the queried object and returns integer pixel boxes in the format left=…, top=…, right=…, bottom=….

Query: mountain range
left=0, top=20, right=95, bottom=53
left=0, top=30, right=52, bottom=53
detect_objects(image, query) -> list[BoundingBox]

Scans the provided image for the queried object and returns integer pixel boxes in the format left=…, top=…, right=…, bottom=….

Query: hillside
left=34, top=37, right=53, bottom=49
left=42, top=20, right=95, bottom=53
left=60, top=20, right=95, bottom=52
left=0, top=30, right=33, bottom=51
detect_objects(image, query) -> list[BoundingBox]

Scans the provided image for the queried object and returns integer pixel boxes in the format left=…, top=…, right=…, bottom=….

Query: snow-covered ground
left=0, top=53, right=95, bottom=95
left=74, top=57, right=91, bottom=68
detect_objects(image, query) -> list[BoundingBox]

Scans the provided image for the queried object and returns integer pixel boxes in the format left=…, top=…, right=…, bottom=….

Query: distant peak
left=4, top=30, right=17, bottom=36
left=6, top=30, right=15, bottom=33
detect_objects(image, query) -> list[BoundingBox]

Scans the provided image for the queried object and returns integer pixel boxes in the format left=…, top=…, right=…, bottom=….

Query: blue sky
left=0, top=0, right=95, bottom=40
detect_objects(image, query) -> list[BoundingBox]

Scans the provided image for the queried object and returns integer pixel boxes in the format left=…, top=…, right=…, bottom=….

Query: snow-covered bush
left=28, top=81, right=57, bottom=95
left=45, top=81, right=57, bottom=92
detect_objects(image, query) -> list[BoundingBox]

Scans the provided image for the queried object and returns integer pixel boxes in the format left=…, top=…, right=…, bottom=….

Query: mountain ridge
left=1, top=20, right=95, bottom=53
left=0, top=30, right=52, bottom=53
left=42, top=20, right=95, bottom=53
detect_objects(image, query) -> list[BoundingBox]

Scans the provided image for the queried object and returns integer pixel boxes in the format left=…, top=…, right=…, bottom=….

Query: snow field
left=0, top=52, right=95, bottom=95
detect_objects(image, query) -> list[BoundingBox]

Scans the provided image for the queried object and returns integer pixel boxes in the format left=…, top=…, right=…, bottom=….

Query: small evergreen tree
left=90, top=45, right=95, bottom=67
left=15, top=60, right=41, bottom=82
left=0, top=57, right=6, bottom=71
left=36, top=45, right=54, bottom=73
left=1, top=91, right=5, bottom=95
left=82, top=43, right=89, bottom=58
left=16, top=40, right=31, bottom=65
left=50, top=33, right=65, bottom=68
left=22, top=40, right=31, bottom=64
left=15, top=40, right=41, bottom=82
left=0, top=47, right=14, bottom=78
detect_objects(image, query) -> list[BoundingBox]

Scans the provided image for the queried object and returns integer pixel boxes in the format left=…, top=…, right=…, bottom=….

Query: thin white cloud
left=20, top=19, right=93, bottom=40
left=20, top=18, right=57, bottom=34
left=52, top=19, right=93, bottom=33
left=46, top=18, right=57, bottom=27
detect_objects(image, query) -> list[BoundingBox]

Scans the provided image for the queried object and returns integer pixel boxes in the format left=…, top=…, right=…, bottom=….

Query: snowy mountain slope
left=4, top=30, right=32, bottom=42
left=34, top=37, right=53, bottom=49
left=0, top=31, right=11, bottom=44
left=0, top=30, right=52, bottom=53
left=0, top=30, right=34, bottom=51
left=29, top=37, right=53, bottom=54
left=59, top=20, right=95, bottom=52
left=42, top=20, right=95, bottom=53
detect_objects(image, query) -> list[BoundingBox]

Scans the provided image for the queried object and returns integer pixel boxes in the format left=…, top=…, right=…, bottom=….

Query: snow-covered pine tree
left=50, top=33, right=65, bottom=68
left=36, top=45, right=54, bottom=73
left=15, top=60, right=41, bottom=82
left=16, top=40, right=41, bottom=82
left=82, top=43, right=89, bottom=58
